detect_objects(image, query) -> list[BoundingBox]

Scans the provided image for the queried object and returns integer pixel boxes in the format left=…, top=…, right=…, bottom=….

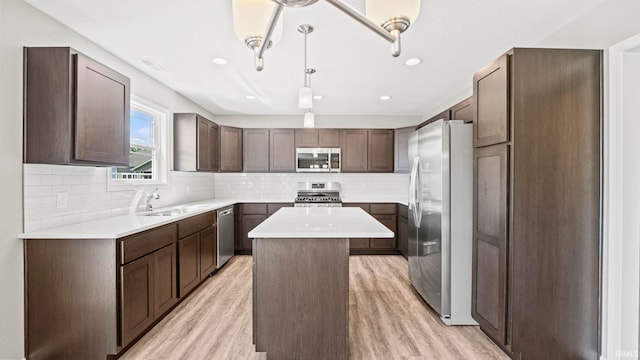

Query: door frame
left=602, top=32, right=640, bottom=360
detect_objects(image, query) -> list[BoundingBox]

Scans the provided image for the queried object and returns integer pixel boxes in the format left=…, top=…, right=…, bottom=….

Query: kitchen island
left=248, top=207, right=393, bottom=360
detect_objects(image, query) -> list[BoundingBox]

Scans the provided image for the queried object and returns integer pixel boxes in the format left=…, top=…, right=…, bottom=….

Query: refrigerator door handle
left=408, top=157, right=419, bottom=212
left=415, top=159, right=423, bottom=229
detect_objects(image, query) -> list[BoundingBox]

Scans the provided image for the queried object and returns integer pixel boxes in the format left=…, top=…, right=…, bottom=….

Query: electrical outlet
left=56, top=192, right=68, bottom=209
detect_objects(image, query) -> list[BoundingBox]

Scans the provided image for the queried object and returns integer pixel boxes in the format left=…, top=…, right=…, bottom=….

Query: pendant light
left=303, top=111, right=315, bottom=128
left=298, top=24, right=315, bottom=109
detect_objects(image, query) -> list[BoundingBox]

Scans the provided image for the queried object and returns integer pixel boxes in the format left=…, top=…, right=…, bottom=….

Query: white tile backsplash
left=23, top=164, right=409, bottom=233
left=213, top=173, right=409, bottom=204
left=23, top=164, right=216, bottom=232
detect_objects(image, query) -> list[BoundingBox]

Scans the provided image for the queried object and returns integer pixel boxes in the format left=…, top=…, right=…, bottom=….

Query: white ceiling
left=26, top=0, right=605, bottom=117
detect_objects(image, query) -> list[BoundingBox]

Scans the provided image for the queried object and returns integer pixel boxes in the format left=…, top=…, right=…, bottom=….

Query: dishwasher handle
left=218, top=208, right=233, bottom=217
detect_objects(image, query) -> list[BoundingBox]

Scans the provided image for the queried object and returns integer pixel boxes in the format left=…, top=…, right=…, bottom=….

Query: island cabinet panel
left=174, top=113, right=218, bottom=172
left=243, top=129, right=270, bottom=172
left=269, top=129, right=295, bottom=172
left=341, top=129, right=368, bottom=172
left=254, top=237, right=349, bottom=360
left=473, top=53, right=509, bottom=148
left=451, top=97, right=473, bottom=123
left=24, top=47, right=130, bottom=167
left=219, top=125, right=243, bottom=172
left=121, top=253, right=155, bottom=347
left=367, top=129, right=394, bottom=172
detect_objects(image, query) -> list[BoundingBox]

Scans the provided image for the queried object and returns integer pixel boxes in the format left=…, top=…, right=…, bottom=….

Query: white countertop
left=248, top=207, right=394, bottom=239
left=19, top=199, right=237, bottom=240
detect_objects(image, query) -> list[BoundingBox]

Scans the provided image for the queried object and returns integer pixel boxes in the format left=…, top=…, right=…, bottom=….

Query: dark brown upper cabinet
left=174, top=113, right=218, bottom=172
left=294, top=129, right=341, bottom=148
left=451, top=97, right=473, bottom=123
left=341, top=130, right=368, bottom=172
left=473, top=54, right=509, bottom=148
left=269, top=129, right=295, bottom=172
left=219, top=125, right=243, bottom=172
left=342, top=129, right=394, bottom=173
left=24, top=47, right=130, bottom=166
left=243, top=129, right=295, bottom=173
left=243, top=129, right=270, bottom=172
left=367, top=129, right=394, bottom=172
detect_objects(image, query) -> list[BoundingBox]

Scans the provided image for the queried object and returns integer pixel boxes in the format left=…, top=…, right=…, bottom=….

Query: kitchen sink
left=139, top=209, right=183, bottom=216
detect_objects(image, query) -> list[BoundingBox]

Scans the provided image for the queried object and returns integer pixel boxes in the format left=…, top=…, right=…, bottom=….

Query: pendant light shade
left=365, top=0, right=421, bottom=26
left=298, top=86, right=313, bottom=109
left=232, top=0, right=283, bottom=44
left=303, top=112, right=315, bottom=128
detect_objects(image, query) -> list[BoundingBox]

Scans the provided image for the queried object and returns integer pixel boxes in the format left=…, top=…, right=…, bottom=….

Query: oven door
left=296, top=148, right=331, bottom=172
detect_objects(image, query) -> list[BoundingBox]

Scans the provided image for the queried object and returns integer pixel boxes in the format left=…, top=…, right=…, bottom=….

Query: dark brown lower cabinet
left=237, top=203, right=293, bottom=254
left=344, top=203, right=398, bottom=254
left=121, top=253, right=155, bottom=347
left=153, top=243, right=178, bottom=318
left=397, top=205, right=409, bottom=258
left=178, top=233, right=201, bottom=297
left=472, top=144, right=509, bottom=345
left=199, top=226, right=217, bottom=279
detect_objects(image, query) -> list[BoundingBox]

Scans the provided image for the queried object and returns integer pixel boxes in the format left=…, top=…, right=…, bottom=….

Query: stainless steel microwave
left=296, top=148, right=341, bottom=172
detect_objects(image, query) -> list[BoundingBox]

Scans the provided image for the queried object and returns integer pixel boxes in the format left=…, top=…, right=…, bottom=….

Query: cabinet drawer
left=242, top=203, right=268, bottom=215
left=370, top=203, right=396, bottom=215
left=120, top=224, right=177, bottom=265
left=178, top=211, right=215, bottom=239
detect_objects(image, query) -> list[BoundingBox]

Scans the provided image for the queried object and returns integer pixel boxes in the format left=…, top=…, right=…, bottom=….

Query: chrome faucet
left=145, top=188, right=160, bottom=212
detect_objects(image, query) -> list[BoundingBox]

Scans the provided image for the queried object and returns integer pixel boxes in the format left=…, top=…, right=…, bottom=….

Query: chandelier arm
left=257, top=3, right=284, bottom=60
left=324, top=0, right=396, bottom=43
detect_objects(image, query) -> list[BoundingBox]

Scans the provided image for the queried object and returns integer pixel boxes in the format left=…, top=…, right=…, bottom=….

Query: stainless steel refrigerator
left=408, top=119, right=477, bottom=325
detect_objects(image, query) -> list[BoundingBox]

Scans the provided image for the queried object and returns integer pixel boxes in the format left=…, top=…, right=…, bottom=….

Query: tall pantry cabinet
left=471, top=48, right=601, bottom=360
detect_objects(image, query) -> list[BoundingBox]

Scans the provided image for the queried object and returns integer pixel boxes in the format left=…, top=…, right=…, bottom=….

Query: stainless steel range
left=294, top=182, right=342, bottom=207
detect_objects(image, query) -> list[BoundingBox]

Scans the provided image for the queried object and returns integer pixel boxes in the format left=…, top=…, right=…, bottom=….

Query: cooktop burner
left=295, top=195, right=342, bottom=203
left=294, top=182, right=342, bottom=206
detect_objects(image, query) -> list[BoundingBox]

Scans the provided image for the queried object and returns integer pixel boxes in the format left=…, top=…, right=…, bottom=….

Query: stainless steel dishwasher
left=217, top=206, right=234, bottom=268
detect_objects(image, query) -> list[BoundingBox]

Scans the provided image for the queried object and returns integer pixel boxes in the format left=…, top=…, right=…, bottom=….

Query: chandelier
left=232, top=0, right=421, bottom=71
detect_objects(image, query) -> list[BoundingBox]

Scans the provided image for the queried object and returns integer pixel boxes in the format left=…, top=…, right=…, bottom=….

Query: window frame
left=107, top=96, right=169, bottom=191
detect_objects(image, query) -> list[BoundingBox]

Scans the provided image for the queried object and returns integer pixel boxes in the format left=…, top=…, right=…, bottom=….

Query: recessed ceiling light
left=380, top=95, right=392, bottom=101
left=246, top=95, right=257, bottom=100
left=313, top=95, right=324, bottom=100
left=404, top=58, right=422, bottom=66
left=138, top=58, right=166, bottom=72
left=212, top=57, right=228, bottom=65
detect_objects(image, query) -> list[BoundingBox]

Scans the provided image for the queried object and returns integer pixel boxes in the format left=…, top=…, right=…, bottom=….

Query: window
left=108, top=97, right=168, bottom=189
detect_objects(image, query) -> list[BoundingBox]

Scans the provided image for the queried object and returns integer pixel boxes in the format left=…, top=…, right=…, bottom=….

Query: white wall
left=214, top=114, right=421, bottom=129
left=0, top=0, right=217, bottom=357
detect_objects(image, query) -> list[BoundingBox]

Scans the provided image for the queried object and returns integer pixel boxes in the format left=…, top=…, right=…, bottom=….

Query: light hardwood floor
left=120, top=255, right=508, bottom=360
